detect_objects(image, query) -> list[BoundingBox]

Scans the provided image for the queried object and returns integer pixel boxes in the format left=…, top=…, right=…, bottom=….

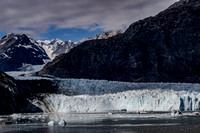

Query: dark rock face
left=17, top=79, right=58, bottom=96
left=0, top=71, right=41, bottom=115
left=0, top=33, right=49, bottom=71
left=39, top=0, right=200, bottom=83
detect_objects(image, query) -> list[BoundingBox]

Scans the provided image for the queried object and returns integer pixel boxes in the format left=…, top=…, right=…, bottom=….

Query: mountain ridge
left=87, top=30, right=123, bottom=40
left=38, top=0, right=200, bottom=83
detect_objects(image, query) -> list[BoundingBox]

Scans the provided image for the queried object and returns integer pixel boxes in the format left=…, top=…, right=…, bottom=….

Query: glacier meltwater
left=27, top=79, right=200, bottom=113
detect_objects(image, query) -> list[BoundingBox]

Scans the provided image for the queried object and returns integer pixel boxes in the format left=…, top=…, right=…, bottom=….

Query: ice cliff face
left=34, top=89, right=200, bottom=113
left=28, top=79, right=200, bottom=113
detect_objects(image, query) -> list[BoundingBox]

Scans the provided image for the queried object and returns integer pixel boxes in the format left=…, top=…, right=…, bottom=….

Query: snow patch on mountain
left=16, top=44, right=33, bottom=49
left=0, top=41, right=6, bottom=46
left=1, top=53, right=11, bottom=59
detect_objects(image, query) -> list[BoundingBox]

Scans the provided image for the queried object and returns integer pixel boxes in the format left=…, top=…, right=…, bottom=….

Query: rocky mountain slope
left=87, top=30, right=123, bottom=40
left=0, top=71, right=41, bottom=114
left=38, top=0, right=200, bottom=83
left=38, top=39, right=78, bottom=60
left=0, top=34, right=49, bottom=71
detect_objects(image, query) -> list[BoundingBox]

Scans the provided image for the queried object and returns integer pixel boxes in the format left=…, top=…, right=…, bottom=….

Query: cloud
left=0, top=0, right=178, bottom=38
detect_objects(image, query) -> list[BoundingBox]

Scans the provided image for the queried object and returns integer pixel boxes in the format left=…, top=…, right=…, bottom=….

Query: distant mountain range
left=0, top=30, right=122, bottom=71
left=38, top=0, right=200, bottom=83
left=37, top=31, right=122, bottom=60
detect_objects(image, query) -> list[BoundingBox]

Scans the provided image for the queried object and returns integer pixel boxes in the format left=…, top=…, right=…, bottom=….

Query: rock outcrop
left=87, top=30, right=123, bottom=40
left=0, top=71, right=41, bottom=114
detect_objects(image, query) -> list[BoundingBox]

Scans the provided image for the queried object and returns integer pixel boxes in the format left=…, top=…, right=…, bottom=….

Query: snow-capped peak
left=50, top=38, right=63, bottom=44
left=37, top=40, right=51, bottom=45
left=2, top=33, right=18, bottom=40
left=5, top=33, right=14, bottom=37
left=37, top=38, right=77, bottom=60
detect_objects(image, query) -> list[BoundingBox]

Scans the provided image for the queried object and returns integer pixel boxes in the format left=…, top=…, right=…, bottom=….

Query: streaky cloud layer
left=0, top=0, right=178, bottom=39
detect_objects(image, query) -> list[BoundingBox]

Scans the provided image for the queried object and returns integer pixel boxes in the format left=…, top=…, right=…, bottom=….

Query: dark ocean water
left=0, top=113, right=200, bottom=133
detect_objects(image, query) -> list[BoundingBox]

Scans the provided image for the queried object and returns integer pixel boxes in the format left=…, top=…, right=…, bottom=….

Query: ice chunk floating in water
left=58, top=119, right=67, bottom=126
left=47, top=121, right=55, bottom=126
left=29, top=79, right=200, bottom=113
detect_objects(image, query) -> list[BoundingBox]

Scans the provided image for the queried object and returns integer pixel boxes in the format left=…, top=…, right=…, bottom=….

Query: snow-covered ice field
left=32, top=79, right=200, bottom=113
left=6, top=69, right=200, bottom=113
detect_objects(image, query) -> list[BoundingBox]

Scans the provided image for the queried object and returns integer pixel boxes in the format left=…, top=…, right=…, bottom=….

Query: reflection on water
left=0, top=112, right=200, bottom=133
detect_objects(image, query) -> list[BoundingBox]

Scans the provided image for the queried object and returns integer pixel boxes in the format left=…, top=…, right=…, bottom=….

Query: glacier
left=29, top=78, right=200, bottom=113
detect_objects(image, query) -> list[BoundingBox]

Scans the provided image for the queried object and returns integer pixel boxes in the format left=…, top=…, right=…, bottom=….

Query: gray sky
left=0, top=0, right=178, bottom=39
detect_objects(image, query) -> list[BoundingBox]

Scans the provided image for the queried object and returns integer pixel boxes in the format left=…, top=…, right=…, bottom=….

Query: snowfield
left=29, top=78, right=200, bottom=113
